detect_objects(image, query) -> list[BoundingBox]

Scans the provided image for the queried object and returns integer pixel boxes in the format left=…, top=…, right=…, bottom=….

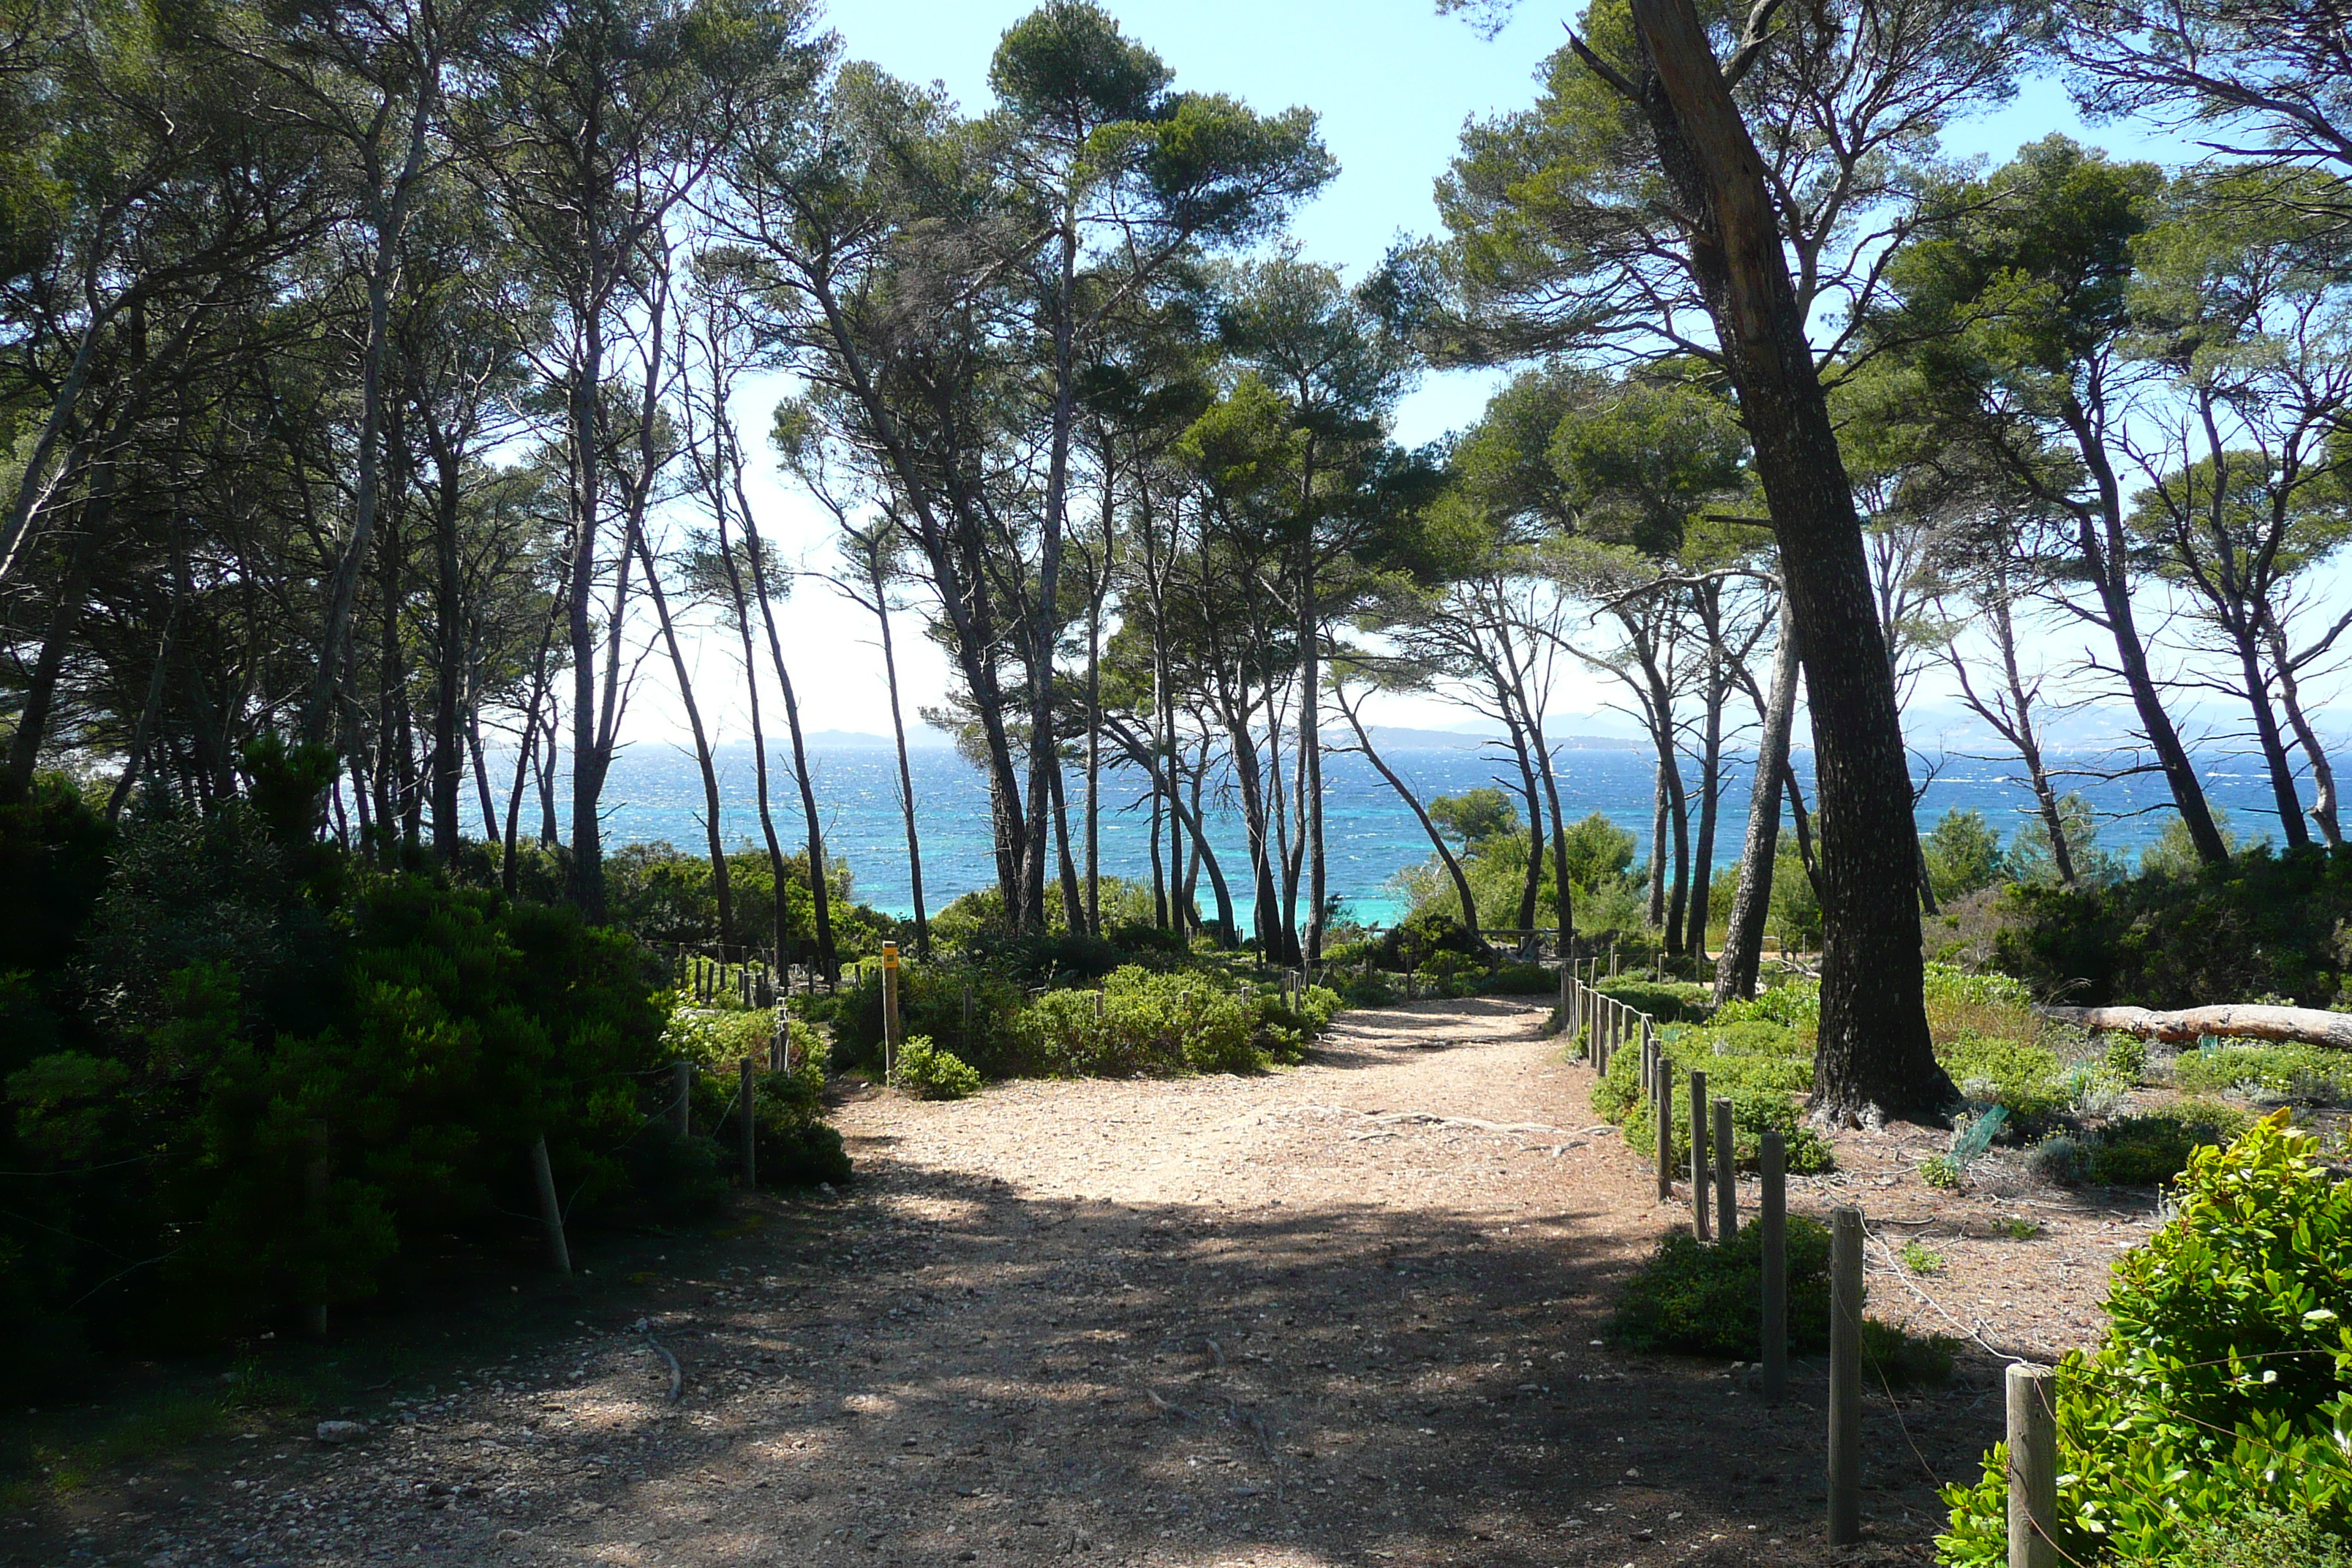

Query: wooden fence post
left=1559, top=962, right=1572, bottom=1046
left=1760, top=1129, right=1787, bottom=1404
left=531, top=1135, right=572, bottom=1277
left=1828, top=1207, right=1864, bottom=1545
left=1654, top=1055, right=1675, bottom=1201
left=2006, top=1364, right=2059, bottom=1568
left=672, top=1060, right=693, bottom=1139
left=881, top=941, right=902, bottom=1084
left=962, top=982, right=975, bottom=1030
left=739, top=1057, right=758, bottom=1190
left=1689, top=1068, right=1711, bottom=1241
left=1714, top=1097, right=1737, bottom=1239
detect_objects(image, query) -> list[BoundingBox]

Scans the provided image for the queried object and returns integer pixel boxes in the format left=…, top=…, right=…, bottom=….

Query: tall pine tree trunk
left=1616, top=0, right=1951, bottom=1114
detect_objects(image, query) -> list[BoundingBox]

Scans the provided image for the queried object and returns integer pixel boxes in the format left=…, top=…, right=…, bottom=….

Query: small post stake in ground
left=1714, top=1096, right=1737, bottom=1238
left=672, top=1060, right=693, bottom=1139
left=1655, top=1056, right=1675, bottom=1201
left=1689, top=1067, right=1711, bottom=1240
left=531, top=1134, right=572, bottom=1277
left=1760, top=1129, right=1787, bottom=1404
left=881, top=941, right=902, bottom=1085
left=739, top=1057, right=758, bottom=1190
left=1828, top=1206, right=1864, bottom=1545
left=2007, top=1363, right=2059, bottom=1568
left=962, top=982, right=975, bottom=1030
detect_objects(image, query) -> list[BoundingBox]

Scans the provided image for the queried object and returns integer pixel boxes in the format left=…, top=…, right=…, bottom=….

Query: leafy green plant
left=1016, top=967, right=1264, bottom=1077
left=1919, top=1154, right=1962, bottom=1189
left=893, top=1036, right=981, bottom=1100
left=2104, top=1032, right=2149, bottom=1082
left=1611, top=1217, right=1831, bottom=1358
left=1938, top=1112, right=2352, bottom=1565
left=1899, top=1240, right=1945, bottom=1274
left=1937, top=1035, right=2070, bottom=1123
left=1710, top=979, right=1820, bottom=1031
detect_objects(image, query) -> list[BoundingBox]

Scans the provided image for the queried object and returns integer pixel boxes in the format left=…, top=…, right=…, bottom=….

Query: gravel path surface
left=31, top=997, right=2153, bottom=1568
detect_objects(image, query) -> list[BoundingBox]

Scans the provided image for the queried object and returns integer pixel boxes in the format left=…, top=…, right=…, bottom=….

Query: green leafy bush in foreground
left=1938, top=1112, right=2352, bottom=1565
left=1613, top=1217, right=1831, bottom=1357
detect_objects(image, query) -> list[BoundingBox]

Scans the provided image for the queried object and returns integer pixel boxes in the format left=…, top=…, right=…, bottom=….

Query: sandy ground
left=23, top=998, right=2161, bottom=1568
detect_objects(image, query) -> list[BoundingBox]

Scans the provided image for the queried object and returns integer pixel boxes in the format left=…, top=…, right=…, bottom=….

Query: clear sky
left=629, top=0, right=2189, bottom=752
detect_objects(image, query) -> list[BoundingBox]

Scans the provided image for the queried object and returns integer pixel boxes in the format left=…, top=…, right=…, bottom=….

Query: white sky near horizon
left=616, top=0, right=2341, bottom=764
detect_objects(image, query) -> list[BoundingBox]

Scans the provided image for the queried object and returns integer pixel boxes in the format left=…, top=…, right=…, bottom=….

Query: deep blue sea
left=548, top=738, right=2318, bottom=925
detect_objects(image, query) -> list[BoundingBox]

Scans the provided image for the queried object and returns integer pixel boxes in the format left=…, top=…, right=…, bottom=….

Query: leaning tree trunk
left=1334, top=689, right=1488, bottom=949
left=1716, top=592, right=1797, bottom=1001
left=635, top=530, right=736, bottom=955
left=1620, top=0, right=1950, bottom=1115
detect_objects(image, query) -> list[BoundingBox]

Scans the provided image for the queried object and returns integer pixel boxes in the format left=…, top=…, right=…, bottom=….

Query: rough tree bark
left=1602, top=0, right=1951, bottom=1115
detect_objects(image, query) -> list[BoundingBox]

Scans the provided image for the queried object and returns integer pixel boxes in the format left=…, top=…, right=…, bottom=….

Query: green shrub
left=1711, top=980, right=1820, bottom=1031
left=2174, top=1041, right=2352, bottom=1104
left=1598, top=977, right=1714, bottom=1023
left=816, top=962, right=1028, bottom=1076
left=2166, top=1511, right=2352, bottom=1568
left=2104, top=1032, right=2149, bottom=1082
left=1705, top=1019, right=1804, bottom=1058
left=894, top=1036, right=981, bottom=1100
left=1015, top=967, right=1264, bottom=1077
left=1861, top=1317, right=1957, bottom=1387
left=1332, top=970, right=1396, bottom=1007
left=2081, top=1101, right=2254, bottom=1186
left=1612, top=1217, right=1831, bottom=1357
left=1937, top=1035, right=2068, bottom=1122
left=1989, top=843, right=2352, bottom=1009
left=1477, top=962, right=1556, bottom=996
left=1373, top=910, right=1488, bottom=971
left=1937, top=1112, right=2352, bottom=1565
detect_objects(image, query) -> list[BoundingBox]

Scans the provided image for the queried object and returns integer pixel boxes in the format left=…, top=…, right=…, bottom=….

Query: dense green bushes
left=0, top=775, right=851, bottom=1382
left=1974, top=843, right=2352, bottom=1008
left=1938, top=1114, right=2352, bottom=1564
left=1018, top=967, right=1265, bottom=1075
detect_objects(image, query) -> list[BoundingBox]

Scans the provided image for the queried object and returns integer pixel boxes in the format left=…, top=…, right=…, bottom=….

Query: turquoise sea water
left=555, top=739, right=2315, bottom=924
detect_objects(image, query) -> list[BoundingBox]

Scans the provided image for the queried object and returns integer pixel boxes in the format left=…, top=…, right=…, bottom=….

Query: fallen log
left=2038, top=1003, right=2352, bottom=1049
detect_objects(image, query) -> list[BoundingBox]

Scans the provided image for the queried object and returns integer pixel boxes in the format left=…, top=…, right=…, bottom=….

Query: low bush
left=894, top=1036, right=981, bottom=1100
left=1612, top=1217, right=1831, bottom=1357
left=2032, top=1100, right=2255, bottom=1188
left=1330, top=970, right=1396, bottom=1007
left=1938, top=1112, right=2352, bottom=1564
left=1595, top=1043, right=1835, bottom=1174
left=815, top=962, right=1028, bottom=1077
left=1937, top=1035, right=2070, bottom=1123
left=1986, top=843, right=2352, bottom=1009
left=1862, top=1317, right=1958, bottom=1387
left=1372, top=910, right=1489, bottom=971
left=1477, top=962, right=1556, bottom=996
left=2173, top=1041, right=2352, bottom=1104
left=1711, top=980, right=1820, bottom=1031
left=1016, top=967, right=1264, bottom=1077
left=1597, top=977, right=1714, bottom=1023
left=2168, top=1511, right=2352, bottom=1568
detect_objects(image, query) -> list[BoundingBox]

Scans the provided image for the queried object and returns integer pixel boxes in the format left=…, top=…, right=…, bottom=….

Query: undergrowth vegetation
left=1938, top=1113, right=2352, bottom=1564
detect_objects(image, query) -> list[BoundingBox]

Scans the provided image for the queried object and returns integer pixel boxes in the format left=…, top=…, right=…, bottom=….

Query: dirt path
left=40, top=998, right=2094, bottom=1568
